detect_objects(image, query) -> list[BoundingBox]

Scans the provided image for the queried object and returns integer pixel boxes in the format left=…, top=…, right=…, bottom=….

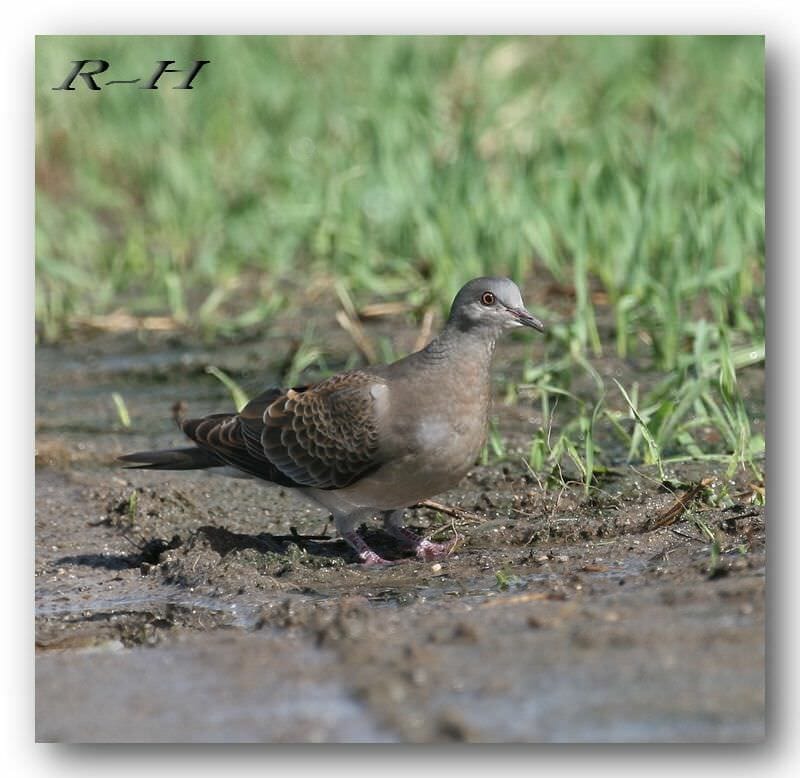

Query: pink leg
left=416, top=537, right=458, bottom=561
left=343, top=531, right=394, bottom=566
left=385, top=524, right=458, bottom=561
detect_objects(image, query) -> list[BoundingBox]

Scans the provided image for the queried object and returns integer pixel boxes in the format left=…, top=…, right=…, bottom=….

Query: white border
left=8, top=1, right=797, bottom=775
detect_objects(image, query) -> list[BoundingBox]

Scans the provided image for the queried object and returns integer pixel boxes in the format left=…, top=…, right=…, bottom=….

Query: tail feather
left=118, top=446, right=223, bottom=471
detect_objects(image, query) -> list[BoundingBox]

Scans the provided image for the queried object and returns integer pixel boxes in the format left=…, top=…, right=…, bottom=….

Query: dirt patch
left=34, top=335, right=765, bottom=742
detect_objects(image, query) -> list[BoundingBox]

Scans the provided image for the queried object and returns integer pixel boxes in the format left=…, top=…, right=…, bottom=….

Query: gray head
left=447, top=277, right=545, bottom=336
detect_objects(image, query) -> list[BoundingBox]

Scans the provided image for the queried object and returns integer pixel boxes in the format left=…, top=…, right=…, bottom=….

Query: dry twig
left=414, top=498, right=485, bottom=524
left=645, top=477, right=713, bottom=531
left=335, top=310, right=378, bottom=363
left=412, top=307, right=436, bottom=352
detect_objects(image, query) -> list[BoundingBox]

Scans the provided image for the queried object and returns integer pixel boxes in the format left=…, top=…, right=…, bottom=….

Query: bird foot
left=385, top=524, right=459, bottom=561
left=344, top=531, right=395, bottom=566
left=345, top=529, right=456, bottom=566
left=359, top=549, right=396, bottom=566
left=415, top=538, right=458, bottom=561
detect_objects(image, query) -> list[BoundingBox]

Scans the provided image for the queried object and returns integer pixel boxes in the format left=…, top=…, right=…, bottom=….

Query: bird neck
left=418, top=322, right=498, bottom=373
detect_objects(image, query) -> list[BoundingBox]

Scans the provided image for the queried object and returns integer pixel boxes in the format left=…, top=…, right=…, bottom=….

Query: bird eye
left=480, top=291, right=496, bottom=306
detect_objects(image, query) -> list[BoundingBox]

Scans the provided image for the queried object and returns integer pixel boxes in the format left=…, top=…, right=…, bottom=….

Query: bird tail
left=117, top=446, right=223, bottom=471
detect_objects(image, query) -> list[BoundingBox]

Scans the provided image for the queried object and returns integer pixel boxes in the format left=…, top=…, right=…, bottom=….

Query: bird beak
left=506, top=305, right=545, bottom=332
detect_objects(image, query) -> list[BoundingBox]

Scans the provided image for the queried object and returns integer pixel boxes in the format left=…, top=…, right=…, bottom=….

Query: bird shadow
left=54, top=525, right=413, bottom=573
left=196, top=524, right=323, bottom=557
left=196, top=524, right=410, bottom=563
left=55, top=535, right=183, bottom=571
left=53, top=552, right=134, bottom=571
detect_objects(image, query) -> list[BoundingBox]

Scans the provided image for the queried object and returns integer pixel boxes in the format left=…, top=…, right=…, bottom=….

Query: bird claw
left=415, top=537, right=458, bottom=561
left=344, top=531, right=396, bottom=566
left=345, top=529, right=456, bottom=566
left=359, top=550, right=396, bottom=567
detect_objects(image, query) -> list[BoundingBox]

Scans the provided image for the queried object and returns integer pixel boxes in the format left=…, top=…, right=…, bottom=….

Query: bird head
left=448, top=277, right=545, bottom=336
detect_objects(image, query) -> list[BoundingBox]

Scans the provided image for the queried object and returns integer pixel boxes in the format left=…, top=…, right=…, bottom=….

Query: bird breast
left=333, top=378, right=490, bottom=510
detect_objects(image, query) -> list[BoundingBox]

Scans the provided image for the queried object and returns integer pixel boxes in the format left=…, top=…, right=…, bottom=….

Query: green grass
left=35, top=36, right=765, bottom=482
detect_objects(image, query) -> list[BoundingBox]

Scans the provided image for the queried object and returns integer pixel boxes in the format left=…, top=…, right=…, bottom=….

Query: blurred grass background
left=35, top=35, right=765, bottom=481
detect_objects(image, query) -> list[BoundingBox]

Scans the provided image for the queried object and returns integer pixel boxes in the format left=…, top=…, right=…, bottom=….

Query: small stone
left=411, top=668, right=428, bottom=686
left=431, top=563, right=442, bottom=573
left=436, top=709, right=474, bottom=742
left=387, top=681, right=406, bottom=703
left=581, top=563, right=608, bottom=573
left=452, top=622, right=479, bottom=642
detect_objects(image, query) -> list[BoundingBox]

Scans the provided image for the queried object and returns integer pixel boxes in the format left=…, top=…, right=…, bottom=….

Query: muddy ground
left=34, top=321, right=766, bottom=743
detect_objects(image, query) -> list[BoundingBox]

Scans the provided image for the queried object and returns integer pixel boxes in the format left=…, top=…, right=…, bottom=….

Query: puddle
left=36, top=629, right=398, bottom=742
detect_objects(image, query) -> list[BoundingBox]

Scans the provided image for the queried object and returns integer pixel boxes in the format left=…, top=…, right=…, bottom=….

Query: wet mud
left=35, top=330, right=766, bottom=742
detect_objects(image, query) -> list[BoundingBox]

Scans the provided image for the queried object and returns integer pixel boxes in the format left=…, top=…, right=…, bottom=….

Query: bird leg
left=382, top=511, right=457, bottom=561
left=343, top=530, right=393, bottom=566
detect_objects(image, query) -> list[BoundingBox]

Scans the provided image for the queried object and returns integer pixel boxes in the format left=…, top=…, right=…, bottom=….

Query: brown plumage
left=120, top=277, right=544, bottom=565
left=259, top=373, right=383, bottom=489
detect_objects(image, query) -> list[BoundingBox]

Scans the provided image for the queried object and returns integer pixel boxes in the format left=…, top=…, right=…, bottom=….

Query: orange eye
left=481, top=291, right=496, bottom=306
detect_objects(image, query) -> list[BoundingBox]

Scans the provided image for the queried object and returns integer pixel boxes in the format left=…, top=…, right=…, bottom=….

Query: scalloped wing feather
left=259, top=372, right=384, bottom=489
left=180, top=375, right=384, bottom=490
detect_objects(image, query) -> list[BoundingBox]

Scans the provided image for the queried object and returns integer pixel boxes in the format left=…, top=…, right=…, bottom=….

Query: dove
left=119, top=277, right=544, bottom=565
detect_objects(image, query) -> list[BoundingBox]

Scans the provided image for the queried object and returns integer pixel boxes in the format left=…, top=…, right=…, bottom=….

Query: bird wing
left=183, top=373, right=385, bottom=490
left=180, top=407, right=297, bottom=487
left=254, top=371, right=385, bottom=489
